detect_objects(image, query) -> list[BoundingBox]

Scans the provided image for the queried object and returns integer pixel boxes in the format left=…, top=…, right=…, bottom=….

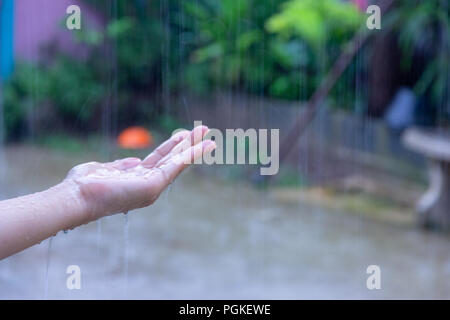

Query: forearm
left=0, top=126, right=212, bottom=260
left=0, top=180, right=89, bottom=260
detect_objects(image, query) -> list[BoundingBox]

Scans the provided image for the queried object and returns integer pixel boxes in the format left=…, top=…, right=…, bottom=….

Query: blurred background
left=0, top=0, right=449, bottom=299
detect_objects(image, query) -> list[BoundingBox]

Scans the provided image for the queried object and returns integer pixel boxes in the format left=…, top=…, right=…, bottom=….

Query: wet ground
left=1, top=145, right=450, bottom=299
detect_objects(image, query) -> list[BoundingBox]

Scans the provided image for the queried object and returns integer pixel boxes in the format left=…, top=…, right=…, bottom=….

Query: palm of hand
left=64, top=126, right=214, bottom=221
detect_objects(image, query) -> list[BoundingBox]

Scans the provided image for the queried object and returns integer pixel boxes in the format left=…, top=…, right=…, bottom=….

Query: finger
left=154, top=125, right=209, bottom=168
left=110, top=157, right=142, bottom=170
left=171, top=125, right=209, bottom=156
left=141, top=130, right=190, bottom=167
left=157, top=140, right=216, bottom=184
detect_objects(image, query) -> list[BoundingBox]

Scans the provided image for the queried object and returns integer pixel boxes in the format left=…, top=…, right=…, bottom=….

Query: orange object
left=117, top=126, right=153, bottom=149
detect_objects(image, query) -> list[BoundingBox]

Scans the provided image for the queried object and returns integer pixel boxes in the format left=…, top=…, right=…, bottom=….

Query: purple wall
left=14, top=0, right=103, bottom=61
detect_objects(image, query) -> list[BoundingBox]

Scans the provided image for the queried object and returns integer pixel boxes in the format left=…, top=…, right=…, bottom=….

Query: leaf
left=106, top=18, right=134, bottom=38
left=192, top=42, right=224, bottom=63
left=236, top=30, right=262, bottom=51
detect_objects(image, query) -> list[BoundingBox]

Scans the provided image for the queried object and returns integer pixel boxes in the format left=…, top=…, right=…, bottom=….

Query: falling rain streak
left=0, top=0, right=449, bottom=300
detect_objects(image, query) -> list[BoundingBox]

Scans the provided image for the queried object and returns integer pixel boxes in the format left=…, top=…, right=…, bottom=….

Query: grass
left=273, top=166, right=308, bottom=188
left=271, top=185, right=416, bottom=227
left=35, top=134, right=88, bottom=153
left=31, top=130, right=169, bottom=162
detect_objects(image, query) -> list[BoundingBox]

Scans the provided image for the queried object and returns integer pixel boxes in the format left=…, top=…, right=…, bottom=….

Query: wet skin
left=0, top=126, right=216, bottom=260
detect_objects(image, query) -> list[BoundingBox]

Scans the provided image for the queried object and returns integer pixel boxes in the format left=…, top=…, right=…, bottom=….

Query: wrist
left=50, top=179, right=92, bottom=229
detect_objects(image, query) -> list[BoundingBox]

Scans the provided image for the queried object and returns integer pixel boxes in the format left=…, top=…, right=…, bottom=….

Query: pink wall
left=14, top=0, right=103, bottom=61
left=352, top=0, right=369, bottom=11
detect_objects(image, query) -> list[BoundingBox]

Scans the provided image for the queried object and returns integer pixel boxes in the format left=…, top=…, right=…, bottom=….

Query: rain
left=0, top=0, right=449, bottom=300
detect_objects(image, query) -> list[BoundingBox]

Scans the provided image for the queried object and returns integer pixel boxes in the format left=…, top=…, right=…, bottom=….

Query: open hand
left=65, top=125, right=215, bottom=222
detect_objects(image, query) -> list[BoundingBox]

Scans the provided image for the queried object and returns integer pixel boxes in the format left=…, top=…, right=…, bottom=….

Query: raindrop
left=123, top=211, right=130, bottom=297
left=167, top=182, right=173, bottom=194
left=43, top=236, right=53, bottom=299
left=96, top=219, right=102, bottom=253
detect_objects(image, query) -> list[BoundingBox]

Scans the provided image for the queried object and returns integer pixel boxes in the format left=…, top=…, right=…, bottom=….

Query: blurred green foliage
left=384, top=0, right=449, bottom=124
left=3, top=57, right=105, bottom=138
left=265, top=0, right=363, bottom=100
left=47, top=57, right=105, bottom=121
left=180, top=0, right=363, bottom=102
left=267, top=0, right=362, bottom=47
left=2, top=0, right=448, bottom=140
left=180, top=0, right=285, bottom=95
left=2, top=0, right=363, bottom=139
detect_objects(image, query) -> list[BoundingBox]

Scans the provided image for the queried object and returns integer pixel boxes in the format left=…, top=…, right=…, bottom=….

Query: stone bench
left=402, top=128, right=450, bottom=229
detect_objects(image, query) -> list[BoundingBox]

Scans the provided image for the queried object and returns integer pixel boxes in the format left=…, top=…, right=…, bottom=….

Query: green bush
left=46, top=57, right=105, bottom=122
left=266, top=0, right=363, bottom=102
left=2, top=63, right=49, bottom=139
left=2, top=57, right=106, bottom=139
left=4, top=0, right=447, bottom=141
left=384, top=0, right=450, bottom=124
left=182, top=0, right=363, bottom=102
left=266, top=0, right=362, bottom=48
left=180, top=0, right=286, bottom=95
